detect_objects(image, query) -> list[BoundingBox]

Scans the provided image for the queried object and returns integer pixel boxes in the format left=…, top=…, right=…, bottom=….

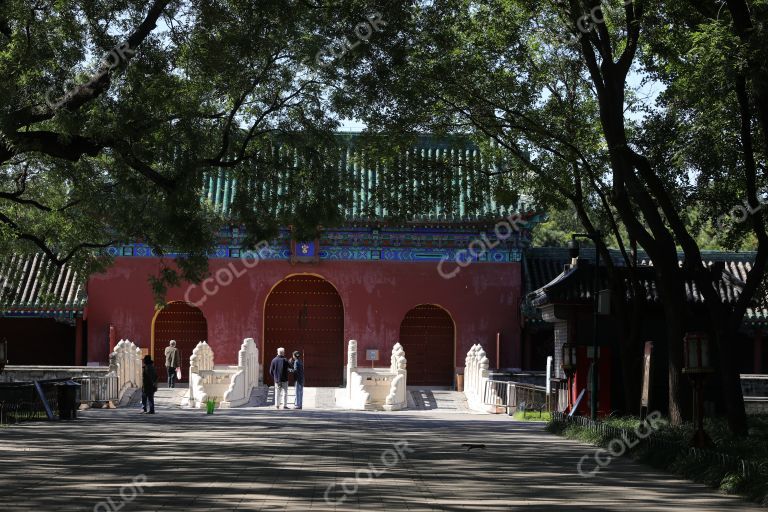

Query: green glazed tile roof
left=0, top=253, right=86, bottom=317
left=202, top=135, right=529, bottom=221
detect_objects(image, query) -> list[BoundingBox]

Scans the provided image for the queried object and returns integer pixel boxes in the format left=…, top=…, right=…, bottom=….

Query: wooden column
left=109, top=324, right=117, bottom=355
left=755, top=329, right=764, bottom=374
left=75, top=317, right=84, bottom=366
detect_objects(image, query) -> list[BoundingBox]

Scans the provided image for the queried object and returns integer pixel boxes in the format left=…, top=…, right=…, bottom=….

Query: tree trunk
left=712, top=319, right=749, bottom=435
left=615, top=284, right=644, bottom=414
left=619, top=329, right=643, bottom=414
left=655, top=273, right=692, bottom=425
left=666, top=317, right=686, bottom=425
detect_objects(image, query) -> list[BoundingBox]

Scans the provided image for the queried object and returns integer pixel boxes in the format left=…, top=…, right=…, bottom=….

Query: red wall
left=86, top=258, right=522, bottom=373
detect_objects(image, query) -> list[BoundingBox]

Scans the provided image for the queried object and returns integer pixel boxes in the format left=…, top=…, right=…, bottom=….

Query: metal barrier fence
left=484, top=380, right=554, bottom=414
left=551, top=412, right=768, bottom=479
left=483, top=380, right=509, bottom=408
left=0, top=375, right=120, bottom=425
left=0, top=379, right=62, bottom=425
left=74, top=375, right=119, bottom=404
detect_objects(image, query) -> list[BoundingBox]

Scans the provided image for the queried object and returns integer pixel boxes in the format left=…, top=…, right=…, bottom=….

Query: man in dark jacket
left=269, top=347, right=290, bottom=409
left=164, top=340, right=181, bottom=388
left=142, top=355, right=158, bottom=414
left=290, top=350, right=304, bottom=409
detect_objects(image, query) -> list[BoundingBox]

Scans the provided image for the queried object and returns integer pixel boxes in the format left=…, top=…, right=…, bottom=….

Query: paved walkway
left=0, top=405, right=762, bottom=511
left=409, top=389, right=471, bottom=413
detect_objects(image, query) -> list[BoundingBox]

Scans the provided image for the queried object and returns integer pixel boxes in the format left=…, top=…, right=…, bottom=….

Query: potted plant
left=205, top=398, right=217, bottom=414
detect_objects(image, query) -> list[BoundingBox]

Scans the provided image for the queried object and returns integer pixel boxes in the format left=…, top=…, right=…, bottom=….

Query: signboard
left=290, top=238, right=321, bottom=264
left=640, top=341, right=653, bottom=419
left=366, top=349, right=379, bottom=368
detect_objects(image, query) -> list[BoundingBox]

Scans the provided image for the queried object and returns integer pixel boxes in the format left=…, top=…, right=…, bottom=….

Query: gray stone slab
left=0, top=405, right=762, bottom=511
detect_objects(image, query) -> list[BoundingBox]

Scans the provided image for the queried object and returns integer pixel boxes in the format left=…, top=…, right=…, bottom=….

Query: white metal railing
left=483, top=380, right=553, bottom=414
left=483, top=380, right=508, bottom=408
left=74, top=375, right=119, bottom=404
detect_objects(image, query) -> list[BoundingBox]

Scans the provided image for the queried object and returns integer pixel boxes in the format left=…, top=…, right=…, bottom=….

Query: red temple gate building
left=79, top=135, right=541, bottom=387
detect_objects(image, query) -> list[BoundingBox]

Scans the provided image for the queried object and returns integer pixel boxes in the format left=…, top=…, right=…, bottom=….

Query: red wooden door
left=399, top=305, right=455, bottom=386
left=263, top=275, right=344, bottom=386
left=153, top=302, right=208, bottom=383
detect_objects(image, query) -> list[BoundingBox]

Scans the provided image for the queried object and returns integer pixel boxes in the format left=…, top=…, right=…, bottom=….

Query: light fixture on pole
left=561, top=343, right=578, bottom=374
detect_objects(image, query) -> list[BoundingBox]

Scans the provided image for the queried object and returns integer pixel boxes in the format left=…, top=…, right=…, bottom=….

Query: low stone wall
left=745, top=397, right=768, bottom=415
left=1, top=365, right=109, bottom=382
left=741, top=374, right=768, bottom=397
left=741, top=375, right=768, bottom=415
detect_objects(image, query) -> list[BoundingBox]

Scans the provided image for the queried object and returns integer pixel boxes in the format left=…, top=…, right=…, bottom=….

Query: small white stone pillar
left=347, top=340, right=358, bottom=401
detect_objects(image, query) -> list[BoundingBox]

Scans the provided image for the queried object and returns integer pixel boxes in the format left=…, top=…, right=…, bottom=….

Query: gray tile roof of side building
left=524, top=247, right=768, bottom=326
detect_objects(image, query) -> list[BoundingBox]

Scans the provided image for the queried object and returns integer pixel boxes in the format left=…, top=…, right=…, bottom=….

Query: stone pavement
left=409, top=389, right=471, bottom=413
left=249, top=386, right=340, bottom=409
left=0, top=405, right=762, bottom=511
left=153, top=386, right=189, bottom=409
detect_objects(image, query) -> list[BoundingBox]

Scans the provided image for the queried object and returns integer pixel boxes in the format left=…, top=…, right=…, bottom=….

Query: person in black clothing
left=142, top=355, right=158, bottom=414
left=269, top=347, right=290, bottom=409
left=289, top=351, right=304, bottom=409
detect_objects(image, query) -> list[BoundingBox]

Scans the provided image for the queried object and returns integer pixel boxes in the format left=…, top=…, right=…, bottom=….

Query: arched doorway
left=263, top=275, right=344, bottom=386
left=399, top=304, right=455, bottom=386
left=152, top=301, right=208, bottom=384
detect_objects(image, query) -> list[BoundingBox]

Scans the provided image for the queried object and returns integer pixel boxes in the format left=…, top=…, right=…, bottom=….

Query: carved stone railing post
left=348, top=339, right=358, bottom=370
left=347, top=339, right=358, bottom=401
left=109, top=339, right=142, bottom=401
left=464, top=343, right=495, bottom=413
left=188, top=341, right=213, bottom=408
left=385, top=341, right=408, bottom=410
left=222, top=337, right=261, bottom=407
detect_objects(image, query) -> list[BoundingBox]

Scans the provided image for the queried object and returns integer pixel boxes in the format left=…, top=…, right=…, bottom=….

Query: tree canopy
left=0, top=0, right=349, bottom=293
left=323, top=0, right=768, bottom=432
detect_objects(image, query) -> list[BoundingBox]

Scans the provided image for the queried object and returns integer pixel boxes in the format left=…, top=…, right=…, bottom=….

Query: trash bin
left=456, top=369, right=464, bottom=392
left=55, top=380, right=81, bottom=420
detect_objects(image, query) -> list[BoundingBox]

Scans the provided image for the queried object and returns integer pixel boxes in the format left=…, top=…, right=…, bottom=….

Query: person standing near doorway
left=164, top=340, right=181, bottom=388
left=290, top=351, right=304, bottom=409
left=142, top=355, right=158, bottom=414
left=269, top=347, right=290, bottom=409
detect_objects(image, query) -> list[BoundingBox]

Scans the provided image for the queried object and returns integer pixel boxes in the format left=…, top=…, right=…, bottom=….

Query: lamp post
left=682, top=332, right=714, bottom=448
left=561, top=343, right=578, bottom=411
left=570, top=232, right=602, bottom=420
